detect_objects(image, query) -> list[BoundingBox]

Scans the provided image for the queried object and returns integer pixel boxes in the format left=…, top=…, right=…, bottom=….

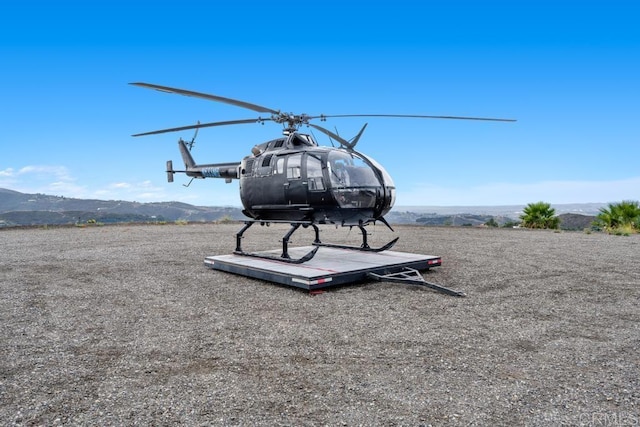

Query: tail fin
left=178, top=139, right=196, bottom=169
left=166, top=160, right=174, bottom=182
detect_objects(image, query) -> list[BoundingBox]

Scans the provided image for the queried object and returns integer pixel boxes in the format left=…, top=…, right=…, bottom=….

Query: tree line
left=517, top=200, right=640, bottom=235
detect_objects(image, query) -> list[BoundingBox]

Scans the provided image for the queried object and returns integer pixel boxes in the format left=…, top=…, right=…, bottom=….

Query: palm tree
left=595, top=200, right=640, bottom=233
left=519, top=201, right=560, bottom=229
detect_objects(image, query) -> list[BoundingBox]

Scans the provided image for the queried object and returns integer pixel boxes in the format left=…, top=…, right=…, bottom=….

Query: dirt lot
left=1, top=223, right=638, bottom=425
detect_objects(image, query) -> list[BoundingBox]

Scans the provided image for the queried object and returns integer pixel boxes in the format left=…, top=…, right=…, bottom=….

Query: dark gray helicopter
left=131, top=82, right=514, bottom=262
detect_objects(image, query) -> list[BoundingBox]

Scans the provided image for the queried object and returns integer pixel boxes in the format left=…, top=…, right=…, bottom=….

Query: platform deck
left=204, top=246, right=441, bottom=291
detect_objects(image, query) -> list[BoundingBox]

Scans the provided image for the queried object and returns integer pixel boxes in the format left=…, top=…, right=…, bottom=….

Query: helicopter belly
left=244, top=204, right=378, bottom=226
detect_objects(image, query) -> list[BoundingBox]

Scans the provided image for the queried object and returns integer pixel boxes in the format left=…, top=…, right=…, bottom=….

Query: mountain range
left=0, top=188, right=599, bottom=229
left=0, top=188, right=245, bottom=227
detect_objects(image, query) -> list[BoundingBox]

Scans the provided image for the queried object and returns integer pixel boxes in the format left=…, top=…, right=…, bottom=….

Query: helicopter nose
left=377, top=186, right=395, bottom=218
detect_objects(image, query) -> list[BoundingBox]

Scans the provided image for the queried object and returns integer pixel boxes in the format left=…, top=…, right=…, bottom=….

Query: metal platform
left=204, top=246, right=464, bottom=296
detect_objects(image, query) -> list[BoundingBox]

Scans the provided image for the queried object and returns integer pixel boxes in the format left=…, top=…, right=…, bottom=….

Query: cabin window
left=307, top=155, right=325, bottom=191
left=275, top=157, right=285, bottom=174
left=243, top=158, right=254, bottom=175
left=261, top=154, right=273, bottom=168
left=252, top=154, right=274, bottom=177
left=286, top=154, right=302, bottom=179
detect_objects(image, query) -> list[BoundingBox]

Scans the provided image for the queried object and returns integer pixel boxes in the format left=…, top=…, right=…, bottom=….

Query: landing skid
left=312, top=223, right=399, bottom=253
left=314, top=237, right=399, bottom=253
left=233, top=220, right=399, bottom=264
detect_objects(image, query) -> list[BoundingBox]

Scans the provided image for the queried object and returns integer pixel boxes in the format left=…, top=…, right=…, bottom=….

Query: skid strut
left=310, top=223, right=399, bottom=252
left=234, top=221, right=318, bottom=264
left=234, top=220, right=399, bottom=264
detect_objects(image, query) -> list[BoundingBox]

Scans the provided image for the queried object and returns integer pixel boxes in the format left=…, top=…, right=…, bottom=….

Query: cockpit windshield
left=359, top=153, right=395, bottom=188
left=327, top=150, right=389, bottom=209
left=328, top=151, right=379, bottom=188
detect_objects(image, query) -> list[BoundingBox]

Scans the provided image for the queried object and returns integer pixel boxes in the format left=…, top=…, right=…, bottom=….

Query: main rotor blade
left=316, top=114, right=516, bottom=122
left=130, top=82, right=280, bottom=115
left=132, top=118, right=268, bottom=137
left=348, top=123, right=368, bottom=150
left=310, top=123, right=368, bottom=150
left=308, top=123, right=351, bottom=149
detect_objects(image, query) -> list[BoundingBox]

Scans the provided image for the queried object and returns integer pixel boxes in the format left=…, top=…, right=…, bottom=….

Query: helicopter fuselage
left=173, top=131, right=396, bottom=226
left=238, top=132, right=395, bottom=226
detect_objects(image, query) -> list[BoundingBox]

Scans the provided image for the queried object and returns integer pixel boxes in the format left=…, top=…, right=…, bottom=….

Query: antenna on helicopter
left=184, top=121, right=200, bottom=151
left=174, top=122, right=200, bottom=187
left=330, top=126, right=340, bottom=147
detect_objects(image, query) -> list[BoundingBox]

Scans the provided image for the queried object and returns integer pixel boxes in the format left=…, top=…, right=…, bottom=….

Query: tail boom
left=167, top=139, right=240, bottom=183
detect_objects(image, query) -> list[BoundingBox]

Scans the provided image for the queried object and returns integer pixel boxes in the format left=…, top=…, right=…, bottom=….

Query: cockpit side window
left=307, top=154, right=325, bottom=191
left=286, top=153, right=302, bottom=179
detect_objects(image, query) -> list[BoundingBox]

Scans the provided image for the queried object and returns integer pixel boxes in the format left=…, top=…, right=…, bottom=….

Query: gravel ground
left=1, top=223, right=638, bottom=426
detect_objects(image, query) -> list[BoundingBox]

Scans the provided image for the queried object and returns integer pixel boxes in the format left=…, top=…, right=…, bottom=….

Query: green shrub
left=502, top=220, right=520, bottom=228
left=217, top=215, right=235, bottom=224
left=484, top=218, right=499, bottom=228
left=595, top=200, right=640, bottom=235
left=519, top=202, right=559, bottom=229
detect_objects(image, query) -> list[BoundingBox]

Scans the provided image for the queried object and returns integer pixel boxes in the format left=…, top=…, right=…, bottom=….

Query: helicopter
left=131, top=82, right=515, bottom=263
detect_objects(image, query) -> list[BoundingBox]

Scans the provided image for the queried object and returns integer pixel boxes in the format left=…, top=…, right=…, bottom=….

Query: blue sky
left=1, top=1, right=638, bottom=207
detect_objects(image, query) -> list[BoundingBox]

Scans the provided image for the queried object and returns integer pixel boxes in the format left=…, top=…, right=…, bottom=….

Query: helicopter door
left=283, top=153, right=307, bottom=205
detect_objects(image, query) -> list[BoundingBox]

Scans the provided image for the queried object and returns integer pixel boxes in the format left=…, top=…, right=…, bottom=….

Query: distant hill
left=385, top=211, right=516, bottom=227
left=389, top=204, right=603, bottom=228
left=396, top=203, right=607, bottom=217
left=0, top=188, right=245, bottom=227
left=0, top=188, right=602, bottom=229
left=558, top=213, right=597, bottom=231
